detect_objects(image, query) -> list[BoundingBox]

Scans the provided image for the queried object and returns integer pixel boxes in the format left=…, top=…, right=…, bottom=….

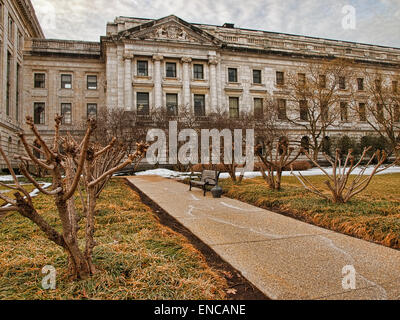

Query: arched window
left=301, top=136, right=310, bottom=153
left=278, top=136, right=289, bottom=155
left=322, top=136, right=331, bottom=155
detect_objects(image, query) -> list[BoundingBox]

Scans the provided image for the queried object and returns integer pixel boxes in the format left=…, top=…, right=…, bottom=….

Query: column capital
left=181, top=57, right=192, bottom=64
left=208, top=56, right=219, bottom=65
left=152, top=54, right=164, bottom=61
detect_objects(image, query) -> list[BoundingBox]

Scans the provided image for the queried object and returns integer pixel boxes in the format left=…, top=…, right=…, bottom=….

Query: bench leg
left=203, top=185, right=207, bottom=197
left=189, top=182, right=192, bottom=191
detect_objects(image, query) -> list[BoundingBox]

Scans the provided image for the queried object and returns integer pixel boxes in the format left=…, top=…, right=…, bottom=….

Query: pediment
left=117, top=15, right=223, bottom=47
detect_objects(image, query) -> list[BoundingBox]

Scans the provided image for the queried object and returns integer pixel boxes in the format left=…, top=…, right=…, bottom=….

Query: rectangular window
left=254, top=98, right=263, bottom=117
left=298, top=73, right=306, bottom=86
left=339, top=76, right=346, bottom=90
left=300, top=100, right=308, bottom=121
left=229, top=97, right=239, bottom=119
left=357, top=78, right=364, bottom=91
left=87, top=75, right=97, bottom=90
left=394, top=105, right=400, bottom=123
left=34, top=103, right=45, bottom=125
left=8, top=16, right=13, bottom=40
left=359, top=103, right=366, bottom=122
left=375, top=79, right=382, bottom=91
left=228, top=68, right=238, bottom=83
left=137, top=61, right=148, bottom=76
left=16, top=64, right=20, bottom=121
left=193, top=64, right=204, bottom=80
left=319, top=75, right=326, bottom=89
left=137, top=92, right=149, bottom=116
left=34, top=73, right=45, bottom=88
left=253, top=70, right=262, bottom=84
left=166, top=93, right=178, bottom=116
left=277, top=99, right=287, bottom=120
left=61, top=103, right=72, bottom=124
left=377, top=104, right=384, bottom=122
left=340, top=102, right=348, bottom=122
left=6, top=51, right=11, bottom=116
left=17, top=31, right=23, bottom=51
left=87, top=104, right=97, bottom=119
left=194, top=94, right=206, bottom=117
left=61, top=74, right=72, bottom=89
left=393, top=81, right=398, bottom=94
left=276, top=71, right=284, bottom=86
left=166, top=62, right=177, bottom=78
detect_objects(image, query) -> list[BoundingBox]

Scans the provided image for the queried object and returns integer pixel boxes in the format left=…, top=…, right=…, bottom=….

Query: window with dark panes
left=61, top=103, right=72, bottom=124
left=87, top=75, right=97, bottom=90
left=300, top=100, right=308, bottom=121
left=319, top=75, right=326, bottom=89
left=357, top=78, right=364, bottom=91
left=298, top=73, right=306, bottom=86
left=277, top=99, right=287, bottom=120
left=193, top=64, right=204, bottom=80
left=395, top=105, right=400, bottom=123
left=166, top=62, right=177, bottom=78
left=253, top=70, right=262, bottom=84
left=61, top=74, right=72, bottom=89
left=137, top=92, right=149, bottom=115
left=34, top=73, right=45, bottom=88
left=137, top=61, right=148, bottom=76
left=8, top=16, right=13, bottom=40
left=276, top=71, right=284, bottom=86
left=339, top=76, right=346, bottom=90
left=194, top=94, right=205, bottom=117
left=393, top=81, right=398, bottom=94
left=254, top=98, right=263, bottom=116
left=229, top=97, right=239, bottom=119
left=340, top=102, right=348, bottom=122
left=359, top=103, right=366, bottom=121
left=228, top=68, right=238, bottom=83
left=87, top=104, right=97, bottom=119
left=34, top=103, right=45, bottom=124
left=166, top=93, right=178, bottom=116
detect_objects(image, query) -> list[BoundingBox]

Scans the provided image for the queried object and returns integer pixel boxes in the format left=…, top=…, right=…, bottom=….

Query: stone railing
left=27, top=39, right=101, bottom=56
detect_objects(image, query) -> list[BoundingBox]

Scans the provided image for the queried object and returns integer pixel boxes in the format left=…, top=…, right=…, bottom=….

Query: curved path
left=127, top=176, right=400, bottom=300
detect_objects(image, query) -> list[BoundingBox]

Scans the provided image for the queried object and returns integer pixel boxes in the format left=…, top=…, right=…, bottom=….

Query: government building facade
left=1, top=0, right=400, bottom=167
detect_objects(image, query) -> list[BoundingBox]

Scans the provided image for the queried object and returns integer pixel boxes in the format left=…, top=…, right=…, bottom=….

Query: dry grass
left=0, top=179, right=228, bottom=300
left=219, top=173, right=400, bottom=249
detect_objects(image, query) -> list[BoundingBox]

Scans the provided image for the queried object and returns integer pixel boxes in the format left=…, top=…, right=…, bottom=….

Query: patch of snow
left=135, top=166, right=400, bottom=180
left=0, top=175, right=23, bottom=182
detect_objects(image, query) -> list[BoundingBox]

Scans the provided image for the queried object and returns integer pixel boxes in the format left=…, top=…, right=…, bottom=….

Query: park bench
left=189, top=170, right=220, bottom=196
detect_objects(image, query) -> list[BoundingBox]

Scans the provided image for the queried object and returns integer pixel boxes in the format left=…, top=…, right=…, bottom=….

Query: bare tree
left=285, top=58, right=353, bottom=160
left=351, top=71, right=400, bottom=155
left=1, top=116, right=147, bottom=279
left=291, top=147, right=400, bottom=203
left=256, top=138, right=303, bottom=190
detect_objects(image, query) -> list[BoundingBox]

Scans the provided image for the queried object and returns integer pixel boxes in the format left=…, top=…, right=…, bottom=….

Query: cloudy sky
left=31, top=0, right=400, bottom=48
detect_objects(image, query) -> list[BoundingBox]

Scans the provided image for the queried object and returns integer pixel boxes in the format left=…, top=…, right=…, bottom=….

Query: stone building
left=2, top=2, right=400, bottom=168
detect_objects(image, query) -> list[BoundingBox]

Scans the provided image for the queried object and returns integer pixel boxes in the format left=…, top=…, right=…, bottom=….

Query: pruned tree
left=1, top=115, right=147, bottom=279
left=351, top=71, right=400, bottom=155
left=256, top=139, right=303, bottom=190
left=286, top=58, right=353, bottom=160
left=291, top=147, right=400, bottom=203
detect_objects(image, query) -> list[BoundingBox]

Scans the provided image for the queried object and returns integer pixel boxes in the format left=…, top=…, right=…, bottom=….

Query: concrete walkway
left=127, top=176, right=400, bottom=300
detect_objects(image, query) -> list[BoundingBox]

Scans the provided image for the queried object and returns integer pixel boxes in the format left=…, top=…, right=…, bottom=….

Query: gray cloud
left=31, top=0, right=400, bottom=47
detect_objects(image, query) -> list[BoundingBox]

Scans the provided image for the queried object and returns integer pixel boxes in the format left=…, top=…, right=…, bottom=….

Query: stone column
left=208, top=56, right=219, bottom=113
left=123, top=52, right=134, bottom=111
left=181, top=57, right=192, bottom=110
left=153, top=54, right=164, bottom=109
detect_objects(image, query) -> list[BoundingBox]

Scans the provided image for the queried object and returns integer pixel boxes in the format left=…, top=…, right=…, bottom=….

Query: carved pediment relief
left=117, top=15, right=222, bottom=47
